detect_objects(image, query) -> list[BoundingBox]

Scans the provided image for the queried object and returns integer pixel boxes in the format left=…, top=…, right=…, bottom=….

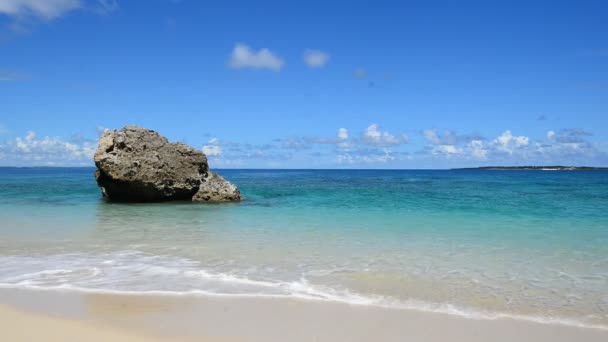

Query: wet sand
left=1, top=288, right=607, bottom=342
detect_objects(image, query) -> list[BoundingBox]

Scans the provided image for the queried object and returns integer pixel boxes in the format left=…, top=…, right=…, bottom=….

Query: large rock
left=94, top=125, right=240, bottom=202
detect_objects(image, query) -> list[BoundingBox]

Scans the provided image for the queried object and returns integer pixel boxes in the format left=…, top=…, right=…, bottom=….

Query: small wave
left=0, top=251, right=606, bottom=331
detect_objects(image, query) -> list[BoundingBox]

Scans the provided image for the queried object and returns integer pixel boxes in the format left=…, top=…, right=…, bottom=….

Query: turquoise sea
left=0, top=168, right=607, bottom=328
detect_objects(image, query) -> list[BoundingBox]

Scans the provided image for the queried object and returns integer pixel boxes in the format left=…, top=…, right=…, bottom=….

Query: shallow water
left=0, top=168, right=607, bottom=328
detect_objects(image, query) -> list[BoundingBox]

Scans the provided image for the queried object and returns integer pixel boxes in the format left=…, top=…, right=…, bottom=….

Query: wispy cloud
left=547, top=128, right=592, bottom=143
left=0, top=1, right=118, bottom=36
left=276, top=128, right=353, bottom=151
left=303, top=49, right=330, bottom=68
left=95, top=0, right=117, bottom=14
left=228, top=43, right=284, bottom=71
left=423, top=129, right=483, bottom=146
left=353, top=68, right=367, bottom=79
left=0, top=0, right=81, bottom=20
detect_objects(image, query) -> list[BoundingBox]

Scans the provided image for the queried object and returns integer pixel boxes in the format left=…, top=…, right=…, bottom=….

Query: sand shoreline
left=0, top=304, right=186, bottom=342
left=1, top=288, right=607, bottom=342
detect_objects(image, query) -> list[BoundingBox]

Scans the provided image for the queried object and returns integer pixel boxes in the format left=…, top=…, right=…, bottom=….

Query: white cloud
left=515, top=136, right=529, bottom=146
left=303, top=49, right=330, bottom=68
left=202, top=138, right=221, bottom=156
left=337, top=128, right=348, bottom=140
left=423, top=129, right=441, bottom=145
left=228, top=43, right=284, bottom=71
left=420, top=128, right=605, bottom=165
left=362, top=124, right=408, bottom=147
left=338, top=148, right=395, bottom=164
left=202, top=145, right=221, bottom=156
left=0, top=0, right=81, bottom=19
left=468, top=140, right=487, bottom=160
left=337, top=128, right=351, bottom=149
left=0, top=130, right=97, bottom=165
left=432, top=144, right=463, bottom=157
left=493, top=130, right=529, bottom=154
left=422, top=129, right=469, bottom=146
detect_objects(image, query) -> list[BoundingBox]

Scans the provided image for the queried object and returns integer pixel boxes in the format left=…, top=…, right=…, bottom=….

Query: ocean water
left=0, top=167, right=607, bottom=328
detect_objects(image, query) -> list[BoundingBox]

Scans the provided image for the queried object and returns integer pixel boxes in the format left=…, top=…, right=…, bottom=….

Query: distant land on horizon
left=453, top=166, right=608, bottom=171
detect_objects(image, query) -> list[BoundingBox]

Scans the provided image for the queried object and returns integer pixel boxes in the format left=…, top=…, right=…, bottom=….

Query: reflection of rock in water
left=94, top=125, right=241, bottom=203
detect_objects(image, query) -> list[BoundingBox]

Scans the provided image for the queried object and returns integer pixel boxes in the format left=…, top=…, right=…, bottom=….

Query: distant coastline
left=453, top=166, right=608, bottom=171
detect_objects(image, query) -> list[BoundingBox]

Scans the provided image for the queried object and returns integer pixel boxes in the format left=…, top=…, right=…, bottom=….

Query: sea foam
left=0, top=250, right=606, bottom=331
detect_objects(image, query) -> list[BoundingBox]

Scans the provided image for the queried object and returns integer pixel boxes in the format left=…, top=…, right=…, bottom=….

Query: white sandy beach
left=1, top=304, right=181, bottom=342
left=1, top=289, right=607, bottom=342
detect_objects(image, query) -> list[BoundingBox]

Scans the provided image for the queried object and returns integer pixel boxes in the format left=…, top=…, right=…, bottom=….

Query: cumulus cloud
left=531, top=130, right=603, bottom=164
left=468, top=140, right=487, bottom=160
left=337, top=128, right=351, bottom=149
left=0, top=130, right=97, bottom=165
left=420, top=128, right=605, bottom=166
left=202, top=137, right=221, bottom=156
left=363, top=124, right=408, bottom=147
left=493, top=130, right=529, bottom=154
left=273, top=124, right=406, bottom=165
left=228, top=43, right=284, bottom=71
left=0, top=0, right=81, bottom=19
left=3, top=125, right=602, bottom=168
left=448, top=130, right=528, bottom=160
left=303, top=49, right=330, bottom=68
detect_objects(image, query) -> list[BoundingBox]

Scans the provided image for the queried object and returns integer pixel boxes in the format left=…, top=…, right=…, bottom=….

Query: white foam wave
left=0, top=251, right=606, bottom=331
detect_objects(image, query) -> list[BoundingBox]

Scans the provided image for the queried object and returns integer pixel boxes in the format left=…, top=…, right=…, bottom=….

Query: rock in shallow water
left=94, top=125, right=240, bottom=202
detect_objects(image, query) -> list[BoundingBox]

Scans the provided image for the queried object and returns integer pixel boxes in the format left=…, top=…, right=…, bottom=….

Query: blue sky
left=1, top=0, right=607, bottom=168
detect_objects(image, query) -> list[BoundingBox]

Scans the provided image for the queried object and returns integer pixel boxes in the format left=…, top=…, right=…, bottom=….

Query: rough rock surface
left=94, top=125, right=240, bottom=202
left=192, top=172, right=241, bottom=202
